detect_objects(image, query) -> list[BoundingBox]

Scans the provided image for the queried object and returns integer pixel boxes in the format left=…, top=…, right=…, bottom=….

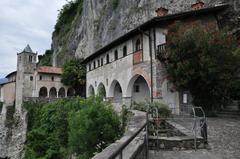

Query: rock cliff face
left=51, top=0, right=240, bottom=66
left=0, top=105, right=27, bottom=159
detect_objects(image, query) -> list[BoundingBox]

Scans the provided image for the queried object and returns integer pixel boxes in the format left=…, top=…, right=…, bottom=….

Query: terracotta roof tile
left=37, top=66, right=63, bottom=74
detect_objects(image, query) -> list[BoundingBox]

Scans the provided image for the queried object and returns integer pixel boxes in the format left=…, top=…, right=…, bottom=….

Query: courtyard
left=149, top=117, right=240, bottom=159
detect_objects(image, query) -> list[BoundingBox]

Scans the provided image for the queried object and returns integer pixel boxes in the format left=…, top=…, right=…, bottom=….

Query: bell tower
left=15, top=45, right=37, bottom=110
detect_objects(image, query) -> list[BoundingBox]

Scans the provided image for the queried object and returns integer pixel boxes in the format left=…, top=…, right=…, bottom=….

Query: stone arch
left=97, top=83, right=106, bottom=98
left=49, top=87, right=57, bottom=98
left=58, top=87, right=65, bottom=98
left=126, top=75, right=150, bottom=102
left=88, top=85, right=95, bottom=97
left=67, top=88, right=75, bottom=97
left=39, top=87, right=48, bottom=98
left=109, top=80, right=123, bottom=102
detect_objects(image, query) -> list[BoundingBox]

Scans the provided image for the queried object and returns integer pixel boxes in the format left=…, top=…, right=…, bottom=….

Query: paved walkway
left=149, top=117, right=240, bottom=159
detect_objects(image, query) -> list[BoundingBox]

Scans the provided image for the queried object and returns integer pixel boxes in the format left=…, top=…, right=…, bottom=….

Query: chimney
left=155, top=7, right=169, bottom=17
left=191, top=0, right=205, bottom=10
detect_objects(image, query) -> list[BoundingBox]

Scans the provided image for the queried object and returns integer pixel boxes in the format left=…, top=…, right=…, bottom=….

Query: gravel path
left=149, top=117, right=240, bottom=159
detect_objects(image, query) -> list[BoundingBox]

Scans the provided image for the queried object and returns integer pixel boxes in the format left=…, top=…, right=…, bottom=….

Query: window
left=39, top=76, right=42, bottom=80
left=30, top=76, right=33, bottom=81
left=106, top=54, right=109, bottom=64
left=123, top=46, right=127, bottom=57
left=29, top=55, right=33, bottom=62
left=19, top=56, right=21, bottom=61
left=183, top=94, right=188, bottom=104
left=88, top=64, right=91, bottom=71
left=135, top=85, right=140, bottom=92
left=51, top=76, right=54, bottom=81
left=98, top=60, right=100, bottom=67
left=136, top=39, right=141, bottom=51
left=101, top=58, right=103, bottom=66
left=114, top=50, right=118, bottom=61
left=93, top=61, right=96, bottom=69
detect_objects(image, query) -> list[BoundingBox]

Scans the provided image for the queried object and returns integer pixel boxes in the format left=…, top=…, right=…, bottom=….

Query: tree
left=61, top=58, right=86, bottom=97
left=68, top=97, right=121, bottom=158
left=164, top=22, right=240, bottom=112
left=24, top=97, right=122, bottom=159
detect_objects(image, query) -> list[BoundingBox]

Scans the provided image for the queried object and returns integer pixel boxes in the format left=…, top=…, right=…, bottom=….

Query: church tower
left=15, top=45, right=37, bottom=111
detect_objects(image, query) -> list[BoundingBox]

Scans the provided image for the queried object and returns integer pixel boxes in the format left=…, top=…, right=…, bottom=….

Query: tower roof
left=22, top=44, right=33, bottom=53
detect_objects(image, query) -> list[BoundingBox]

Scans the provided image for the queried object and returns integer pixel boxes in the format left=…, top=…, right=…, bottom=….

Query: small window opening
left=114, top=50, right=118, bottom=60
left=123, top=46, right=127, bottom=57
left=135, top=85, right=140, bottom=92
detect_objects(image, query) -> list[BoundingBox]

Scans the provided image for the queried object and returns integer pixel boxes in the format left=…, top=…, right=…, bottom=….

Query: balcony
left=156, top=44, right=168, bottom=61
left=133, top=50, right=143, bottom=65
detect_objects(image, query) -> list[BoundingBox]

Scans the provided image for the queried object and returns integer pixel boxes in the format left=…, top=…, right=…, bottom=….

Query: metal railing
left=156, top=44, right=168, bottom=61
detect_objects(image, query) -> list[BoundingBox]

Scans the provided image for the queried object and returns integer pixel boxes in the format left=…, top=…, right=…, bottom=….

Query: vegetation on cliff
left=165, top=22, right=240, bottom=113
left=38, top=50, right=53, bottom=66
left=53, top=0, right=84, bottom=63
left=24, top=97, right=122, bottom=159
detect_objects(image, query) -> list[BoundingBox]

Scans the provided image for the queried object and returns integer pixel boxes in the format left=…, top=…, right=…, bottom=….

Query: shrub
left=149, top=102, right=171, bottom=118
left=131, top=101, right=171, bottom=118
left=24, top=97, right=122, bottom=159
left=131, top=101, right=149, bottom=112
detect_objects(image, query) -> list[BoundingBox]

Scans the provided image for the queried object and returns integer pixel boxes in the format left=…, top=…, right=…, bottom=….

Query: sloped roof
left=23, top=44, right=33, bottom=53
left=37, top=66, right=63, bottom=75
left=83, top=4, right=228, bottom=63
left=0, top=78, right=8, bottom=85
left=5, top=71, right=17, bottom=78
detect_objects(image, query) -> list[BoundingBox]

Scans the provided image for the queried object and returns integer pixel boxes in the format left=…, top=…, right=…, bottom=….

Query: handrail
left=107, top=121, right=147, bottom=159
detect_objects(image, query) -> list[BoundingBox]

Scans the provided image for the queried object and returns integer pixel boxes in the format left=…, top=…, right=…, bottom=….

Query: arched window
left=49, top=87, right=57, bottom=98
left=88, top=64, right=91, bottom=71
left=93, top=61, right=96, bottom=69
left=67, top=88, right=75, bottom=97
left=136, top=39, right=141, bottom=51
left=106, top=54, right=110, bottom=64
left=39, top=87, right=48, bottom=98
left=123, top=46, right=127, bottom=57
left=29, top=56, right=32, bottom=62
left=58, top=87, right=66, bottom=98
left=114, top=50, right=118, bottom=61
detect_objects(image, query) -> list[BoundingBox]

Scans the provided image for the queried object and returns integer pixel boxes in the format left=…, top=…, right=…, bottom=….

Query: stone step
left=217, top=111, right=240, bottom=118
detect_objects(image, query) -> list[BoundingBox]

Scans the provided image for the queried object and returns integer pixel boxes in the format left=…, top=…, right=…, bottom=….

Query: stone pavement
left=149, top=117, right=240, bottom=159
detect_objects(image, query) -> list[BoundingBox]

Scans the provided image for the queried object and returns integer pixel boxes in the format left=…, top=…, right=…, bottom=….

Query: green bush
left=131, top=101, right=171, bottom=118
left=24, top=97, right=122, bottom=159
left=149, top=102, right=171, bottom=118
left=131, top=101, right=149, bottom=112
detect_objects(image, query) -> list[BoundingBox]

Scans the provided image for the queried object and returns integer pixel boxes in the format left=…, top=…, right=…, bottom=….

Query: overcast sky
left=0, top=0, right=67, bottom=78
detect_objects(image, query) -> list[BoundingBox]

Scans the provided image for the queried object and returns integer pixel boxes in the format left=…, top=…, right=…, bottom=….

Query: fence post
left=200, top=118, right=208, bottom=144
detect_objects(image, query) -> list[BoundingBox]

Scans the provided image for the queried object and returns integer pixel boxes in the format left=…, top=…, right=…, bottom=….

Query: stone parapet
left=92, top=110, right=147, bottom=159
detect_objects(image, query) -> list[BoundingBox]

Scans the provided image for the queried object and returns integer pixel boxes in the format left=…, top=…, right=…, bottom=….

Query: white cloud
left=0, top=0, right=67, bottom=78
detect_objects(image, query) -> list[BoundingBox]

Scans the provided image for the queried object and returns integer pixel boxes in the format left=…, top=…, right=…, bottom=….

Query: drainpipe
left=149, top=30, right=154, bottom=103
left=138, top=28, right=154, bottom=103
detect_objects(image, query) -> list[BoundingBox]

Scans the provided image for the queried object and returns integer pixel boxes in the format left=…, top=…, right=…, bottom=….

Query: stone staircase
left=217, top=101, right=240, bottom=118
left=217, top=110, right=240, bottom=118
